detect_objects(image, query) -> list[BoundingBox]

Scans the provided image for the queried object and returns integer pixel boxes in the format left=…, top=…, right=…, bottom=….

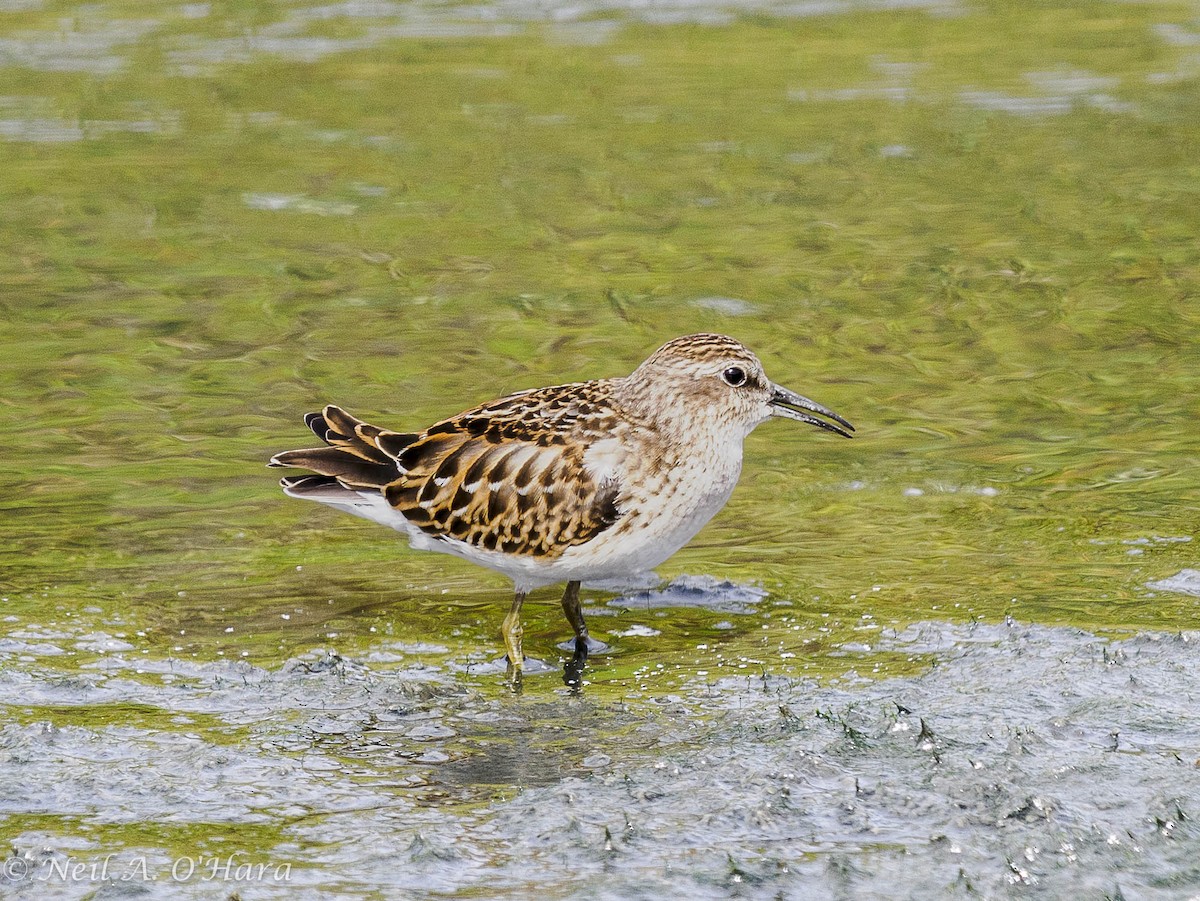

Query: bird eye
left=721, top=366, right=747, bottom=388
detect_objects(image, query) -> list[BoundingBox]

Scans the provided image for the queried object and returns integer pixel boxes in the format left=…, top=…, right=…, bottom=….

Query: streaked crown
left=621, top=333, right=776, bottom=439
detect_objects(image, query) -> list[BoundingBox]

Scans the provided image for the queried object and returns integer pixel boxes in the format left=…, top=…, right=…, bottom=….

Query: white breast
left=553, top=435, right=744, bottom=583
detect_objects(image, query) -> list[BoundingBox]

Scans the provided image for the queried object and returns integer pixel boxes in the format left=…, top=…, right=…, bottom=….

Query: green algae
left=0, top=0, right=1197, bottom=673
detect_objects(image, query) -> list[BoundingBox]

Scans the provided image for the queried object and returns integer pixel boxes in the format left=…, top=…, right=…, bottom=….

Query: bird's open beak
left=769, top=383, right=855, bottom=438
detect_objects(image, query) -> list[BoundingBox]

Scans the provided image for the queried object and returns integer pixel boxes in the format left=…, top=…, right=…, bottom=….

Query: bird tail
left=269, top=404, right=415, bottom=492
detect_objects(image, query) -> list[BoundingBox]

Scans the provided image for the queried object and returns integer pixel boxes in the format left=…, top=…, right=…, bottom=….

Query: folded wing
left=271, top=387, right=623, bottom=559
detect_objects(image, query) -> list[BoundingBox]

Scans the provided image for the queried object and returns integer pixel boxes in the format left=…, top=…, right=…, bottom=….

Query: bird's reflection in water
left=562, top=639, right=589, bottom=692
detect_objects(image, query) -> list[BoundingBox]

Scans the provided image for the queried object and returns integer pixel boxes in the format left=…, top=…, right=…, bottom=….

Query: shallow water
left=1, top=0, right=1199, bottom=897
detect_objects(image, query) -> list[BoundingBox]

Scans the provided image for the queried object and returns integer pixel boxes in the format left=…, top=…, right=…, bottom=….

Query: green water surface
left=0, top=0, right=1198, bottom=895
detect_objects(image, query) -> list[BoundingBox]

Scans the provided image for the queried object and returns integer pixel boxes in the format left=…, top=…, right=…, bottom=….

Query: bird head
left=627, top=333, right=854, bottom=442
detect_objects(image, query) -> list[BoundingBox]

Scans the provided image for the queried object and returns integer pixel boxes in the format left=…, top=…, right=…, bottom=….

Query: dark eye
left=721, top=366, right=747, bottom=387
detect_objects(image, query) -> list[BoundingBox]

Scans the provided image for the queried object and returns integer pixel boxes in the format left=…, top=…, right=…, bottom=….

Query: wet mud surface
left=5, top=617, right=1200, bottom=899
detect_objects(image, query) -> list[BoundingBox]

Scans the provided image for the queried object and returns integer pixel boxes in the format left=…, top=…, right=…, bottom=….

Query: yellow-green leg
left=502, top=590, right=526, bottom=683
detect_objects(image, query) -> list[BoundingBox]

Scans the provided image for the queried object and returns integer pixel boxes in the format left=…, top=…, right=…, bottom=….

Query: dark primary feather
left=279, top=474, right=345, bottom=498
left=269, top=404, right=413, bottom=489
left=271, top=446, right=396, bottom=489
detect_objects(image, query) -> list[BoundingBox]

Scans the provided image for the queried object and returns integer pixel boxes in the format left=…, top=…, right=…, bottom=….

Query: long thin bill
left=769, top=383, right=855, bottom=438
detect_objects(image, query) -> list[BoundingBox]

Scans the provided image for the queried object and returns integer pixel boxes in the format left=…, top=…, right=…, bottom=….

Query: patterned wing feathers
left=271, top=405, right=415, bottom=490
left=383, top=409, right=622, bottom=558
left=275, top=387, right=625, bottom=558
left=314, top=404, right=417, bottom=464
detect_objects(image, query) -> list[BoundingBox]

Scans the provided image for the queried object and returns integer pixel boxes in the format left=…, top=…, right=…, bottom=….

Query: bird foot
left=555, top=635, right=609, bottom=654
left=505, top=658, right=524, bottom=693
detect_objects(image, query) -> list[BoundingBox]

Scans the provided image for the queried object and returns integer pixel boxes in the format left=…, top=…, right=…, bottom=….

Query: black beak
left=769, top=383, right=855, bottom=438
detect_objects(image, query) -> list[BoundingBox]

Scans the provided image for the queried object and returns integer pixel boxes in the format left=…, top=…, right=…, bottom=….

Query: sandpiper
left=270, top=333, right=853, bottom=683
